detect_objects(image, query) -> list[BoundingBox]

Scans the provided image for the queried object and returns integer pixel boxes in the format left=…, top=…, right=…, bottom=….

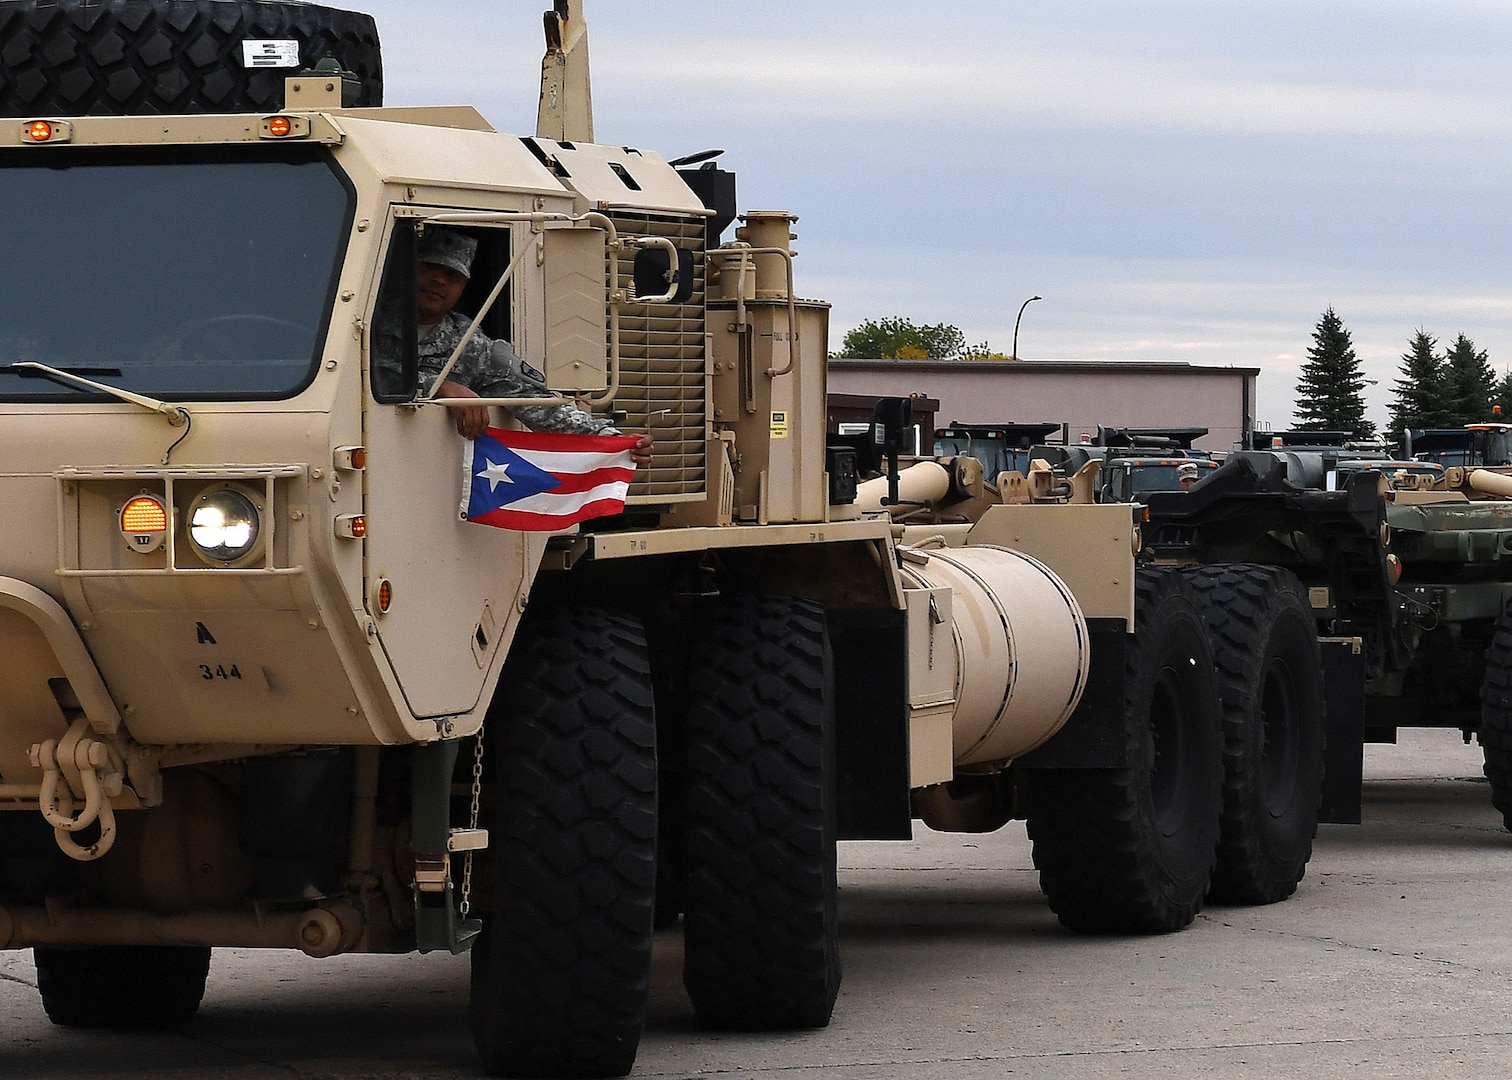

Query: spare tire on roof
left=0, top=0, right=382, bottom=117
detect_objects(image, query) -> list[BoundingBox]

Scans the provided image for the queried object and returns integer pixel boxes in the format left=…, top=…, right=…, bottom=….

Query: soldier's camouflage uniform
left=373, top=311, right=619, bottom=436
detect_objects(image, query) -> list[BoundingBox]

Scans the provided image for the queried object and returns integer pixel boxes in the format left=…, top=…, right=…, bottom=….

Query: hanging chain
left=458, top=726, right=486, bottom=918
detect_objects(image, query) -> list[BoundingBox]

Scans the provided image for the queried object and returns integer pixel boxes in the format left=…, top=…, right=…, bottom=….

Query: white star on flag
left=476, top=458, right=514, bottom=492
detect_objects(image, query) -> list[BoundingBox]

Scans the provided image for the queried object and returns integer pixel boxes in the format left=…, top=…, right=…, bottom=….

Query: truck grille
left=609, top=212, right=707, bottom=503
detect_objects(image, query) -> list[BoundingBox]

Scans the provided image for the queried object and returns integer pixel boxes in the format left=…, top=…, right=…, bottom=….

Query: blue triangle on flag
left=468, top=433, right=561, bottom=516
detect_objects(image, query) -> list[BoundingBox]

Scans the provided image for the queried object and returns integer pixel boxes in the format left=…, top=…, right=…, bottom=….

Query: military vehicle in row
left=1100, top=430, right=1511, bottom=827
left=1407, top=420, right=1512, bottom=470
left=0, top=2, right=1244, bottom=1075
left=930, top=420, right=1064, bottom=481
left=0, top=2, right=1494, bottom=1078
left=931, top=422, right=1220, bottom=502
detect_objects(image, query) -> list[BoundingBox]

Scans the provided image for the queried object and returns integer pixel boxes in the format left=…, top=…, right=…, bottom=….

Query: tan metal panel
left=364, top=403, right=541, bottom=730
left=541, top=142, right=710, bottom=217
left=543, top=229, right=608, bottom=391
left=965, top=503, right=1138, bottom=625
left=337, top=116, right=564, bottom=197
left=905, top=587, right=955, bottom=788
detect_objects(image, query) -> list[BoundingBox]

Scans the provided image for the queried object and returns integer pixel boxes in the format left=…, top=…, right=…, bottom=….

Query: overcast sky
left=350, top=1, right=1512, bottom=434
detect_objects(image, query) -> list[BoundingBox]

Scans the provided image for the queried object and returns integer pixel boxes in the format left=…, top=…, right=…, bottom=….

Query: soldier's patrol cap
left=1177, top=462, right=1199, bottom=480
left=418, top=228, right=477, bottom=279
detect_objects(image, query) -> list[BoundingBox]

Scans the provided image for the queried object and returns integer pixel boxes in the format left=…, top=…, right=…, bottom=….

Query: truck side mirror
left=632, top=245, right=695, bottom=305
left=871, top=397, right=914, bottom=457
left=871, top=397, right=916, bottom=508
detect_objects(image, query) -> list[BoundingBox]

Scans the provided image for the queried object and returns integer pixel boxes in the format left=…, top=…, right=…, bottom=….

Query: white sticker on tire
left=242, top=41, right=301, bottom=69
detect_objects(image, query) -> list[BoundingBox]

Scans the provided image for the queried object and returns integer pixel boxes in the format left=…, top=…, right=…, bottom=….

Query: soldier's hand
left=438, top=380, right=489, bottom=439
left=631, top=434, right=653, bottom=467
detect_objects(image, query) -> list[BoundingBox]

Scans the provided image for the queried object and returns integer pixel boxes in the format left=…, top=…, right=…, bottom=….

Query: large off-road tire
left=469, top=608, right=658, bottom=1080
left=1185, top=565, right=1326, bottom=904
left=681, top=594, right=840, bottom=1031
left=0, top=0, right=382, bottom=118
left=1024, top=567, right=1224, bottom=933
left=1478, top=602, right=1512, bottom=830
left=34, top=945, right=210, bottom=1027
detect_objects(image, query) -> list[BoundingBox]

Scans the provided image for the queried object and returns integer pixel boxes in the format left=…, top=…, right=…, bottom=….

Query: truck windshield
left=1123, top=462, right=1215, bottom=495
left=934, top=436, right=1009, bottom=481
left=0, top=146, right=352, bottom=401
left=1129, top=465, right=1184, bottom=494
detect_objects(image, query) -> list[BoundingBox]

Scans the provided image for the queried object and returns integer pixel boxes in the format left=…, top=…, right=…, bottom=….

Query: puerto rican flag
left=461, top=428, right=639, bottom=531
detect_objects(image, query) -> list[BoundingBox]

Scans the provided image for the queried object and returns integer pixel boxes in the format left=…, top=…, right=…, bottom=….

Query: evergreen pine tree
left=1294, top=307, right=1375, bottom=437
left=1494, top=368, right=1512, bottom=417
left=1387, top=329, right=1447, bottom=443
left=1443, top=333, right=1495, bottom=425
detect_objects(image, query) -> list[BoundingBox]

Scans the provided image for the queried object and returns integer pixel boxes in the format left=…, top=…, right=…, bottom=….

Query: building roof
left=828, top=392, right=941, bottom=410
left=828, top=358, right=1262, bottom=376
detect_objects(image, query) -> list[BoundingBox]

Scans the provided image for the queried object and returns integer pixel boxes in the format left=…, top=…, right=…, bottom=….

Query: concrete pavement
left=2, top=728, right=1509, bottom=1078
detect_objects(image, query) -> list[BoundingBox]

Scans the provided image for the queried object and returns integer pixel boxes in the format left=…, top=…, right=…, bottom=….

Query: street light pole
left=1012, top=295, right=1042, bottom=361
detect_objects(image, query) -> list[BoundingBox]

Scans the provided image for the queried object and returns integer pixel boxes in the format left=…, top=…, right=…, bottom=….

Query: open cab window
left=369, top=221, right=515, bottom=403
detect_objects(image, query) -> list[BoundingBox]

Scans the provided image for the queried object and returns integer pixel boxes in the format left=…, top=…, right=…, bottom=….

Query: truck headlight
left=187, top=485, right=263, bottom=566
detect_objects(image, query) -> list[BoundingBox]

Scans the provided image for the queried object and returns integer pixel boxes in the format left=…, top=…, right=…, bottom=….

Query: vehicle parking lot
left=3, top=727, right=1509, bottom=1079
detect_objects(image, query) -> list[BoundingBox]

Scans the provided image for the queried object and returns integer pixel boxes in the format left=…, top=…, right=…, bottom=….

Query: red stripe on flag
left=470, top=497, right=632, bottom=531
left=539, top=467, right=636, bottom=495
left=487, top=427, right=639, bottom=454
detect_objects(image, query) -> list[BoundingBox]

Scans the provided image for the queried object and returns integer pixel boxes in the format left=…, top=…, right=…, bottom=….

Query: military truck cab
left=931, top=421, right=1064, bottom=483
left=0, top=5, right=1360, bottom=1079
left=1409, top=423, right=1512, bottom=469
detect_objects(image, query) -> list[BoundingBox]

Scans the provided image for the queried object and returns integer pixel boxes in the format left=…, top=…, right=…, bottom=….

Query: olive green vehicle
left=0, top=3, right=1345, bottom=1077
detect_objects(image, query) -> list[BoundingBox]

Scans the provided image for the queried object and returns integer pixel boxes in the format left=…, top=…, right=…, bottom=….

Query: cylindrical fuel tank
left=899, top=544, right=1090, bottom=767
left=856, top=461, right=952, bottom=515
left=1469, top=469, right=1512, bottom=498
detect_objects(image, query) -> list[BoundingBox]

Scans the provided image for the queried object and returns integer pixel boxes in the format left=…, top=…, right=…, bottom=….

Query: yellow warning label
left=771, top=411, right=789, bottom=439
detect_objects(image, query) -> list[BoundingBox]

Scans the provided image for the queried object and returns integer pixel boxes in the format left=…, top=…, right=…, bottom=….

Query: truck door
left=362, top=218, right=543, bottom=722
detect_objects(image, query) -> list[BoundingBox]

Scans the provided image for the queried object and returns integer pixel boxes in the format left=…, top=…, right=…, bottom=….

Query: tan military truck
left=0, top=2, right=1314, bottom=1077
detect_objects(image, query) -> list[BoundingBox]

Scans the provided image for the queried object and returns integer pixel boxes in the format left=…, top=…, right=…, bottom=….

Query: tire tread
left=681, top=595, right=840, bottom=1031
left=1479, top=602, right=1512, bottom=830
left=471, top=608, right=657, bottom=1080
left=1025, top=568, right=1224, bottom=933
left=1184, top=564, right=1326, bottom=905
left=0, top=0, right=383, bottom=117
left=35, top=945, right=210, bottom=1027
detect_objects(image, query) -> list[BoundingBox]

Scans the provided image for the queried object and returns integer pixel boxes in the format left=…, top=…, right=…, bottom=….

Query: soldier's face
left=418, top=262, right=468, bottom=323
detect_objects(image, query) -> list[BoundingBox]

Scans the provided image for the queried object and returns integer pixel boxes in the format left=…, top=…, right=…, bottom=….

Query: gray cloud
left=351, top=0, right=1512, bottom=433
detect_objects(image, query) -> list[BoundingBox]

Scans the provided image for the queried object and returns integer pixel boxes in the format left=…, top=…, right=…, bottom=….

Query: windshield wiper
left=8, top=362, right=189, bottom=427
left=3, top=364, right=123, bottom=379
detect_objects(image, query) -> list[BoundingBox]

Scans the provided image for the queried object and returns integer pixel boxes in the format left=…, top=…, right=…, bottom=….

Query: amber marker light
left=120, top=494, right=169, bottom=554
left=260, top=115, right=309, bottom=140
left=375, top=578, right=393, bottom=614
left=23, top=119, right=71, bottom=143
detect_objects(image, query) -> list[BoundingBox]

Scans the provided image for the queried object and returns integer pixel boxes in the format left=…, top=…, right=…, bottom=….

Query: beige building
left=827, top=359, right=1260, bottom=453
